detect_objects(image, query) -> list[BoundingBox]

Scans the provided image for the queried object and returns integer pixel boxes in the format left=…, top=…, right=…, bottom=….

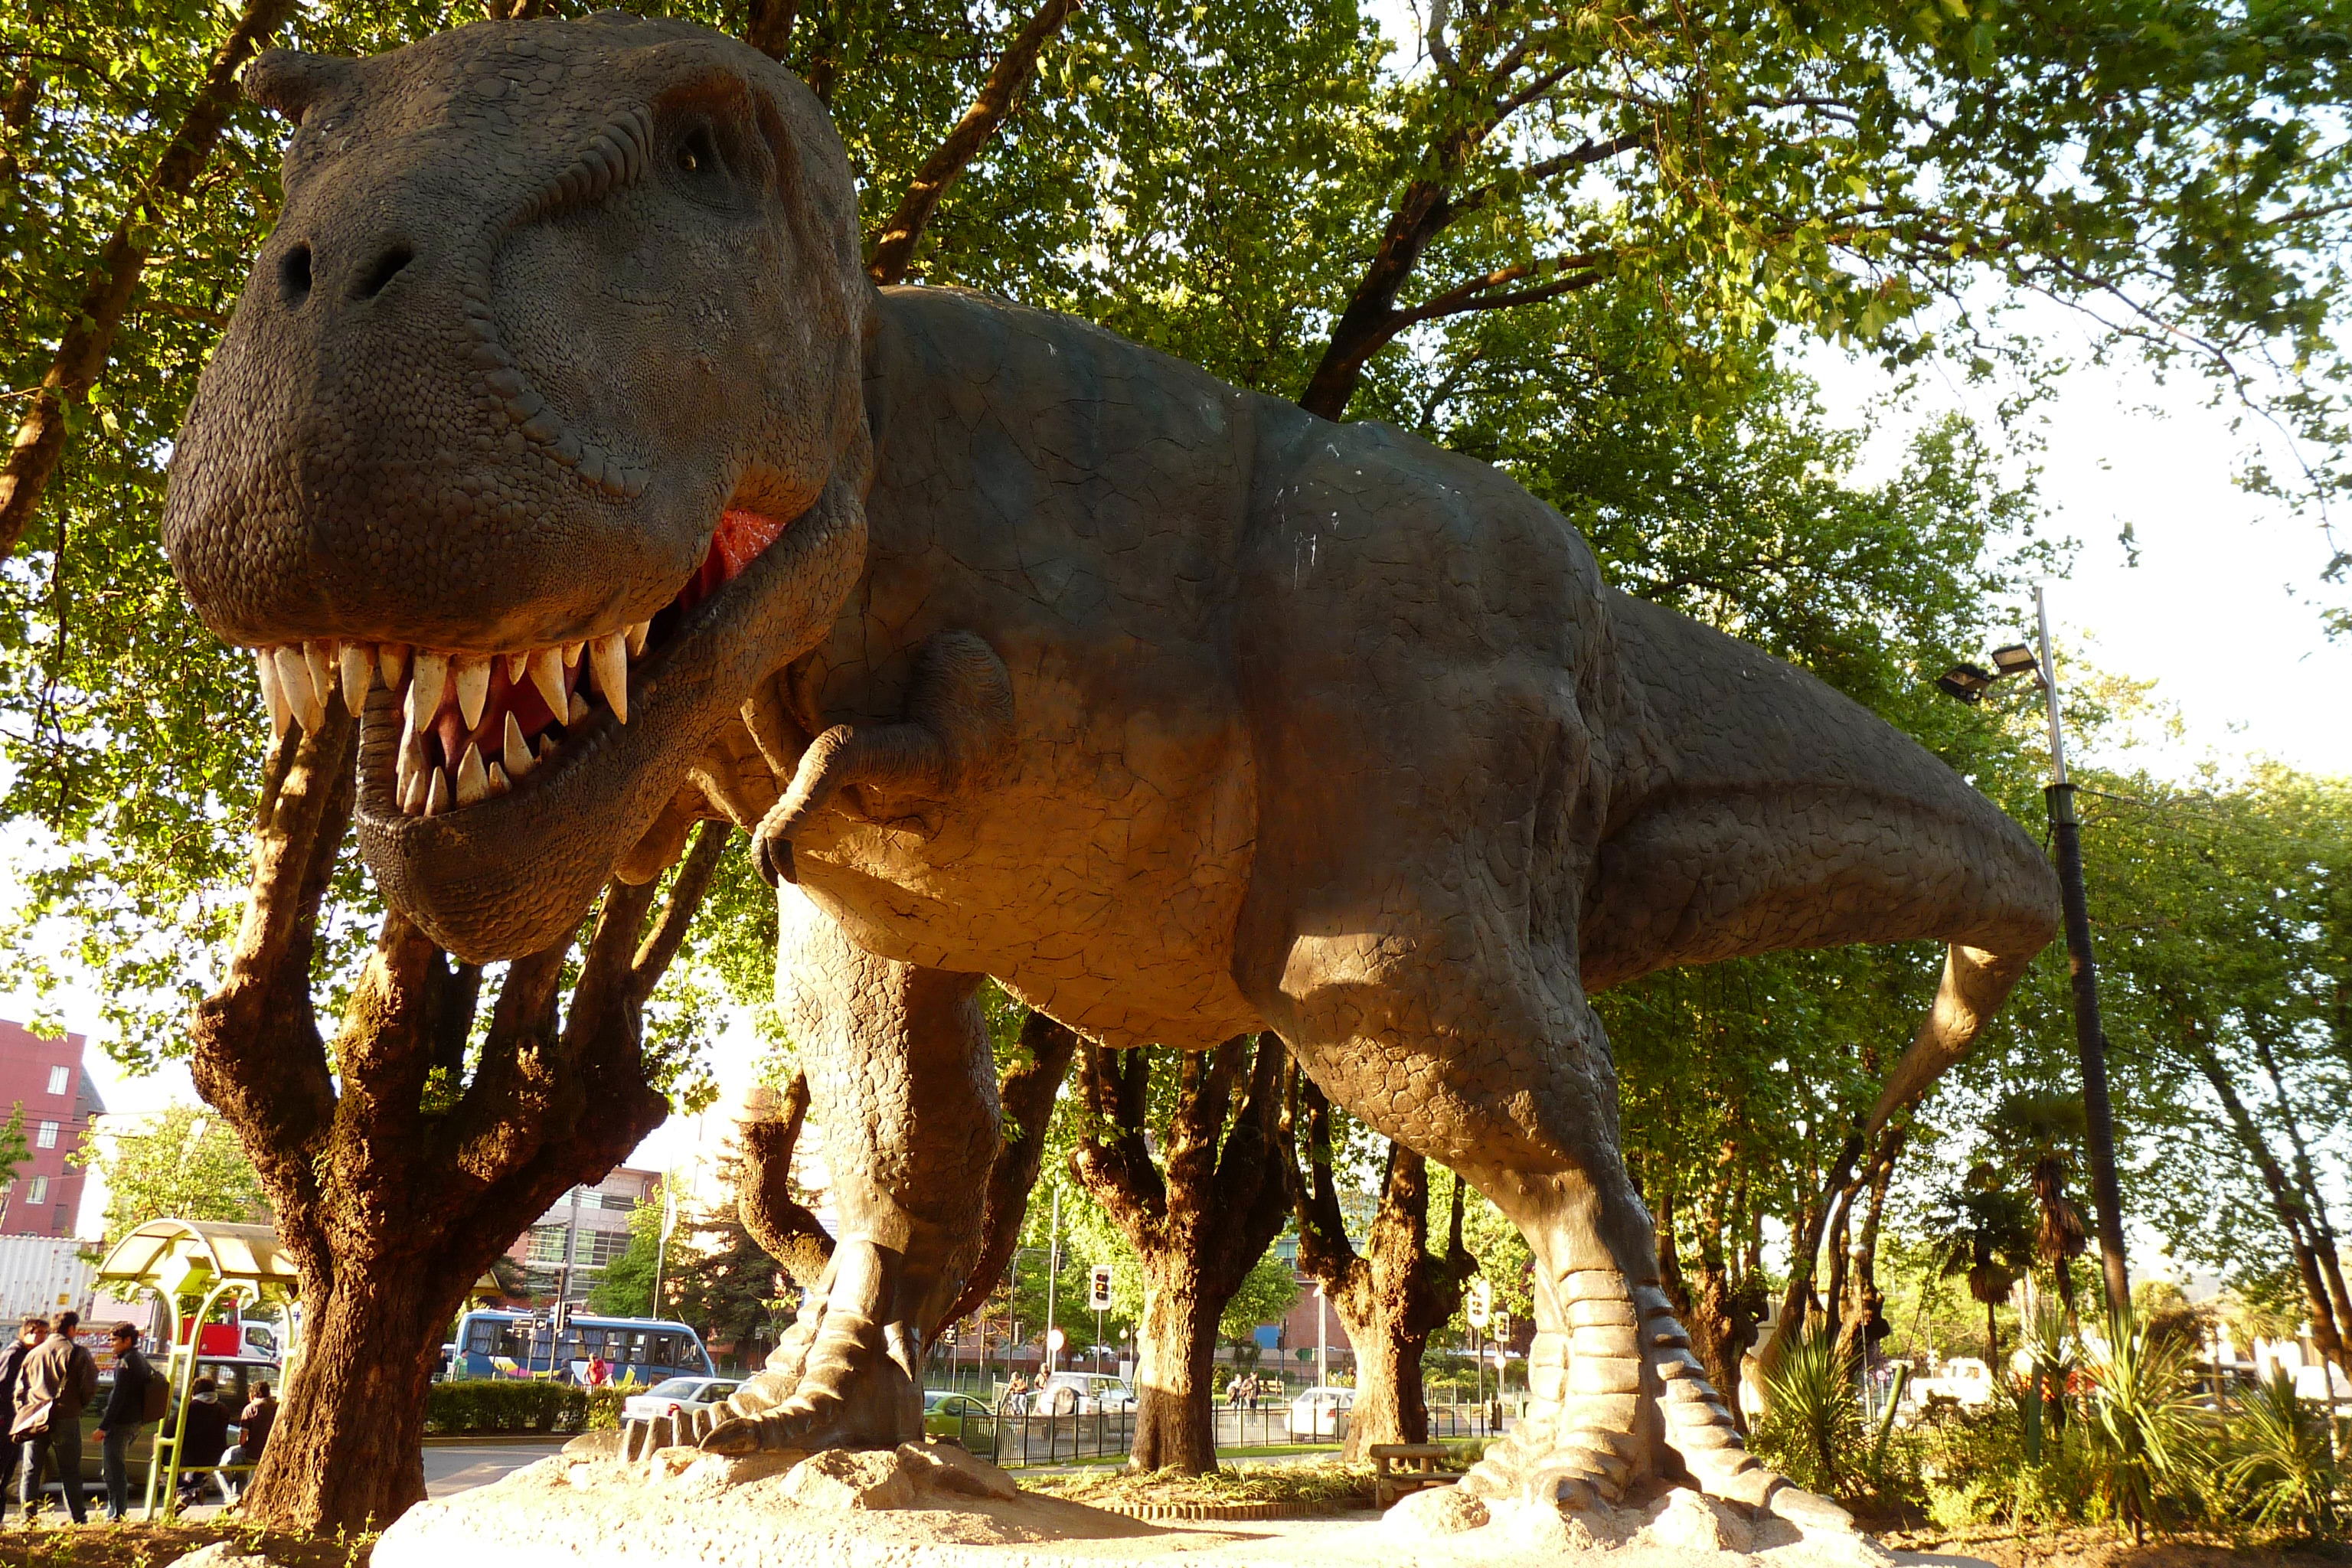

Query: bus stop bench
left=1370, top=1443, right=1459, bottom=1509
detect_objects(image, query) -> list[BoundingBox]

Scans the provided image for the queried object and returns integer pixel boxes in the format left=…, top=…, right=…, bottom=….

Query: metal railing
left=934, top=1400, right=1504, bottom=1468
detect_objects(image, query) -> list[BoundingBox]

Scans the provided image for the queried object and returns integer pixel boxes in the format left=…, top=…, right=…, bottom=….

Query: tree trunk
left=1131, top=1266, right=1220, bottom=1472
left=1834, top=1120, right=1906, bottom=1372
left=1290, top=1081, right=1475, bottom=1461
left=1069, top=1036, right=1292, bottom=1475
left=257, top=1258, right=476, bottom=1525
left=0, top=0, right=295, bottom=560
left=936, top=1011, right=1082, bottom=1331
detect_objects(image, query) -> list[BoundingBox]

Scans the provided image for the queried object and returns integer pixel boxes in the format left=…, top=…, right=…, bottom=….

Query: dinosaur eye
left=677, top=123, right=720, bottom=176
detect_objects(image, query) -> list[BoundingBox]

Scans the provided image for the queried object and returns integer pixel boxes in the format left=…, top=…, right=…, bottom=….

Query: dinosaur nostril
left=280, top=244, right=312, bottom=306
left=357, top=245, right=415, bottom=300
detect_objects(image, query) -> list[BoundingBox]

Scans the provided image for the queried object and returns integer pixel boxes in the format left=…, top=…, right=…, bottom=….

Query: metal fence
left=933, top=1400, right=1504, bottom=1468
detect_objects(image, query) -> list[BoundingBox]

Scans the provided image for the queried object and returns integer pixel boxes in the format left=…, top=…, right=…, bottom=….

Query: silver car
left=621, top=1375, right=740, bottom=1425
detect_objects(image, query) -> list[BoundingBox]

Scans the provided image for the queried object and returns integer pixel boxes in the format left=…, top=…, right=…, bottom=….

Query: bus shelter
left=94, top=1219, right=300, bottom=1517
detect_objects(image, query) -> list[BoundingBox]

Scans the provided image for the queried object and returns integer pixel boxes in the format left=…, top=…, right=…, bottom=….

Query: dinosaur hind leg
left=687, top=887, right=1001, bottom=1455
left=1263, top=937, right=1847, bottom=1528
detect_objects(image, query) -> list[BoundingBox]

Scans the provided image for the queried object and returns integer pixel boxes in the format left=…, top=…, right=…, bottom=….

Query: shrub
left=1750, top=1325, right=1862, bottom=1498
left=426, top=1378, right=590, bottom=1435
left=2078, top=1307, right=2210, bottom=1540
left=2220, top=1369, right=2344, bottom=1540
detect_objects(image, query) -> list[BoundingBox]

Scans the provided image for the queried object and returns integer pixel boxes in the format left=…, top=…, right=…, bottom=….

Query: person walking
left=0, top=1319, right=48, bottom=1524
left=90, top=1324, right=156, bottom=1522
left=13, top=1309, right=98, bottom=1523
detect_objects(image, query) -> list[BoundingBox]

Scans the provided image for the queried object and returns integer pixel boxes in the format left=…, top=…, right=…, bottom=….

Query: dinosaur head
left=163, top=14, right=871, bottom=961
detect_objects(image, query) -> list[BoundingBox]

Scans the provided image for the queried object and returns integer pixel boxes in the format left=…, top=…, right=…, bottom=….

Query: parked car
left=1287, top=1385, right=1354, bottom=1439
left=1906, top=1357, right=1994, bottom=1409
left=621, top=1375, right=740, bottom=1425
left=923, top=1390, right=995, bottom=1446
left=1034, top=1371, right=1135, bottom=1414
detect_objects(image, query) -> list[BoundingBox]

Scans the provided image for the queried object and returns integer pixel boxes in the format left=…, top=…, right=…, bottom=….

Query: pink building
left=0, top=1021, right=104, bottom=1237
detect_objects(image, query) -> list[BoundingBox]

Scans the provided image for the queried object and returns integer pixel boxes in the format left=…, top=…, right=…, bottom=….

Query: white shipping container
left=0, top=1236, right=94, bottom=1321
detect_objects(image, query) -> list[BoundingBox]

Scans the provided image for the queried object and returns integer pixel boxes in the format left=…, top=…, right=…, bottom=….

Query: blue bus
left=450, top=1310, right=714, bottom=1383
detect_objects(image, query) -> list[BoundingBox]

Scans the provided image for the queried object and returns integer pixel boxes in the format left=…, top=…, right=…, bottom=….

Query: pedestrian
left=90, top=1324, right=157, bottom=1522
left=586, top=1353, right=610, bottom=1389
left=0, top=1318, right=48, bottom=1524
left=1001, top=1372, right=1027, bottom=1414
left=1225, top=1374, right=1244, bottom=1410
left=175, top=1379, right=232, bottom=1508
left=13, top=1308, right=98, bottom=1523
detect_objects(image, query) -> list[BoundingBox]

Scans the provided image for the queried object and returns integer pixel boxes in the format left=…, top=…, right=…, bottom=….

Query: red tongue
left=678, top=508, right=786, bottom=616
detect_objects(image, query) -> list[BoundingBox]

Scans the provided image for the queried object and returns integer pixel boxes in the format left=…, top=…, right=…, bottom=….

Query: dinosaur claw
left=699, top=1416, right=762, bottom=1455
left=753, top=822, right=795, bottom=887
left=1762, top=1481, right=1855, bottom=1533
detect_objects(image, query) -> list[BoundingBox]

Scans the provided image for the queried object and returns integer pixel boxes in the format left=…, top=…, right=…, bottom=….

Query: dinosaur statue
left=161, top=13, right=2060, bottom=1527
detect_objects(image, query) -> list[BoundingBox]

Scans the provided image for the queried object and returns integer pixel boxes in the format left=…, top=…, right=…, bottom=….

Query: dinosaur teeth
left=487, top=760, right=511, bottom=799
left=567, top=691, right=590, bottom=727
left=590, top=632, right=629, bottom=724
left=409, top=650, right=449, bottom=728
left=503, top=712, right=533, bottom=779
left=452, top=655, right=492, bottom=730
left=256, top=650, right=289, bottom=739
left=401, top=765, right=429, bottom=816
left=338, top=640, right=374, bottom=714
left=562, top=640, right=583, bottom=670
left=379, top=642, right=410, bottom=689
left=425, top=766, right=451, bottom=816
left=505, top=650, right=530, bottom=684
left=454, top=743, right=489, bottom=807
left=303, top=641, right=337, bottom=722
left=528, top=646, right=567, bottom=714
left=274, top=645, right=324, bottom=733
left=625, top=619, right=649, bottom=657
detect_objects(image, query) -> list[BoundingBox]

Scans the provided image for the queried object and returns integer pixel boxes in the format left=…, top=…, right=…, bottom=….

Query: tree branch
left=0, top=0, right=296, bottom=560
left=866, top=0, right=1083, bottom=286
left=737, top=1070, right=835, bottom=1289
left=936, top=1010, right=1081, bottom=1329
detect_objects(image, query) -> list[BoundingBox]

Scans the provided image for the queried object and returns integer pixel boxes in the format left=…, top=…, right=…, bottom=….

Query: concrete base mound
left=371, top=1436, right=1984, bottom=1568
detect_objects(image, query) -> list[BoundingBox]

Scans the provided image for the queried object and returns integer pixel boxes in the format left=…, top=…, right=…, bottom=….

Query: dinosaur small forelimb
left=754, top=630, right=1014, bottom=886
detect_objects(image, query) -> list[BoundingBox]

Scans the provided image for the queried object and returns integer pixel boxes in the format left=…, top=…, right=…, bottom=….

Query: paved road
left=424, top=1441, right=566, bottom=1498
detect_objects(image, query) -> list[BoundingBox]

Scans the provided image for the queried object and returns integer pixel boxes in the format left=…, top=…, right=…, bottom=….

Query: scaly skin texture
left=162, top=16, right=2060, bottom=1522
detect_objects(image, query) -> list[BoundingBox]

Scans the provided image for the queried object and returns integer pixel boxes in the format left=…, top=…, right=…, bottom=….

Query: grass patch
left=0, top=1518, right=377, bottom=1567
left=1026, top=1460, right=1377, bottom=1511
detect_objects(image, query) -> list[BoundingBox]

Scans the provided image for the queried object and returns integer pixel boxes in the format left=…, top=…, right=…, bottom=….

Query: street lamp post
left=1938, top=586, right=2131, bottom=1312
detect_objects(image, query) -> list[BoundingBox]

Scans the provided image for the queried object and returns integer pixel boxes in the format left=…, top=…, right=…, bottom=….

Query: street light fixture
left=1934, top=586, right=2131, bottom=1315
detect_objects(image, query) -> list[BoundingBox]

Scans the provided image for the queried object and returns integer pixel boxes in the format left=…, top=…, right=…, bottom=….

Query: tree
left=1929, top=1165, right=2038, bottom=1361
left=71, top=1101, right=267, bottom=1247
left=586, top=1200, right=662, bottom=1319
left=1292, top=1077, right=1476, bottom=1459
left=1985, top=1089, right=2091, bottom=1318
left=1289, top=0, right=2352, bottom=467
left=1067, top=1037, right=1292, bottom=1472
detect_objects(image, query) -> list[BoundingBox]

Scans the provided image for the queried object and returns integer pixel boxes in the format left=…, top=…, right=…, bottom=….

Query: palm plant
left=2223, top=1368, right=2343, bottom=1540
left=1755, top=1320, right=1864, bottom=1497
left=2080, top=1305, right=2209, bottom=1543
left=1988, top=1092, right=2092, bottom=1318
left=1930, top=1165, right=2039, bottom=1361
left=2018, top=1294, right=2081, bottom=1460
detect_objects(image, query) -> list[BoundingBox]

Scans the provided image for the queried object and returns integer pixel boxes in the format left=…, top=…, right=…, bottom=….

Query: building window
left=44, top=1067, right=67, bottom=1096
left=526, top=1227, right=571, bottom=1264
left=587, top=1231, right=632, bottom=1267
left=26, top=1177, right=47, bottom=1205
left=50, top=1207, right=67, bottom=1236
left=34, top=1122, right=56, bottom=1150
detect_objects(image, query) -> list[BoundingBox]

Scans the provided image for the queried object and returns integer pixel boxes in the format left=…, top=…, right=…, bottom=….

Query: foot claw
left=699, top=1416, right=762, bottom=1455
left=1763, top=1481, right=1855, bottom=1533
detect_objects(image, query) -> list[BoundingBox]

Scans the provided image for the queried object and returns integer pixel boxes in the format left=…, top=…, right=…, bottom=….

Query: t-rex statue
left=161, top=13, right=2060, bottom=1527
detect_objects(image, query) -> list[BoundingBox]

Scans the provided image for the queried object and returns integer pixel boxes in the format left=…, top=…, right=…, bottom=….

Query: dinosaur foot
left=1459, top=1268, right=1851, bottom=1533
left=620, top=1239, right=919, bottom=1461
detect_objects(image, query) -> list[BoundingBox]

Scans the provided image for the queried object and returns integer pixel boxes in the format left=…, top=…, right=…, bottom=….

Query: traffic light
left=551, top=1300, right=574, bottom=1338
left=1088, top=1265, right=1114, bottom=1312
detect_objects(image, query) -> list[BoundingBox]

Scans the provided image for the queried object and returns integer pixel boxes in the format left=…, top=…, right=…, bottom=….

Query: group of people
left=1223, top=1373, right=1272, bottom=1411
left=0, top=1312, right=276, bottom=1524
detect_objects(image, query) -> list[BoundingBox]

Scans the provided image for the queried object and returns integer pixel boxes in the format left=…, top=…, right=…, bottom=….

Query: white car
left=622, top=1375, right=741, bottom=1424
left=1906, top=1357, right=1994, bottom=1409
left=1288, top=1385, right=1354, bottom=1439
left=1034, top=1371, right=1136, bottom=1413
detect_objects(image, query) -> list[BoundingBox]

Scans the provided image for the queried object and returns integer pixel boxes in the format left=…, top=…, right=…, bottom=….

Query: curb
left=423, top=1432, right=585, bottom=1447
left=1090, top=1499, right=1339, bottom=1521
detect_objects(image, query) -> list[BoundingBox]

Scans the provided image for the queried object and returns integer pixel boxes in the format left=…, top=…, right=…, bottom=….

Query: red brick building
left=0, top=1021, right=104, bottom=1237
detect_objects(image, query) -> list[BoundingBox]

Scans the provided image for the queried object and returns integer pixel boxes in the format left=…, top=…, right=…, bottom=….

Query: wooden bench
left=1370, top=1443, right=1458, bottom=1509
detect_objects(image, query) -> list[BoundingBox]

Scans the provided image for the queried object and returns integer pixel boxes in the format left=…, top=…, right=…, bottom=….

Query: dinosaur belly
left=786, top=649, right=1265, bottom=1052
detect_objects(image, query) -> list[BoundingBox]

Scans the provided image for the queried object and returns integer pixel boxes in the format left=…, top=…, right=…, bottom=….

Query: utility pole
left=555, top=1185, right=582, bottom=1315
left=2033, top=588, right=2132, bottom=1314
left=650, top=1178, right=677, bottom=1320
left=1044, top=1185, right=1063, bottom=1374
left=1315, top=1282, right=1327, bottom=1390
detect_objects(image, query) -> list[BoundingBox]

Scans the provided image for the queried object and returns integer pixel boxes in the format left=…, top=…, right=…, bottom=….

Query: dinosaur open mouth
left=252, top=506, right=787, bottom=813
